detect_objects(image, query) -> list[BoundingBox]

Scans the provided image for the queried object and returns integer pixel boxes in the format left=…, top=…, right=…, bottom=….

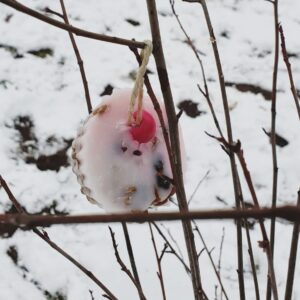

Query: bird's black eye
left=121, top=146, right=128, bottom=152
left=133, top=150, right=142, bottom=156
left=156, top=174, right=170, bottom=190
left=154, top=160, right=164, bottom=172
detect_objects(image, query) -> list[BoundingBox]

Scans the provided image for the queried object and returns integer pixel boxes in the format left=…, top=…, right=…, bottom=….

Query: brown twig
left=43, top=7, right=63, bottom=19
left=203, top=90, right=261, bottom=299
left=237, top=177, right=261, bottom=300
left=183, top=0, right=245, bottom=298
left=206, top=133, right=278, bottom=299
left=121, top=222, right=146, bottom=300
left=169, top=0, right=223, bottom=139
left=0, top=176, right=118, bottom=300
left=284, top=189, right=300, bottom=300
left=188, top=170, right=210, bottom=205
left=217, top=227, right=226, bottom=300
left=278, top=24, right=300, bottom=120
left=1, top=206, right=300, bottom=229
left=145, top=1, right=205, bottom=299
left=193, top=223, right=229, bottom=300
left=266, top=1, right=280, bottom=298
left=109, top=227, right=146, bottom=299
left=161, top=223, right=185, bottom=260
left=57, top=0, right=92, bottom=114
left=173, top=189, right=229, bottom=300
left=197, top=84, right=224, bottom=139
left=169, top=0, right=213, bottom=128
left=149, top=223, right=167, bottom=300
left=152, top=222, right=191, bottom=274
left=0, top=0, right=144, bottom=49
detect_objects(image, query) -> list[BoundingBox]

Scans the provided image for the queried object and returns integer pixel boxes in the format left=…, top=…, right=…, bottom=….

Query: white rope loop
left=128, top=40, right=153, bottom=125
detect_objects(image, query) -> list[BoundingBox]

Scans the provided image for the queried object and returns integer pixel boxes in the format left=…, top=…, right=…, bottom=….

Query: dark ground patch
left=27, top=48, right=53, bottom=58
left=225, top=81, right=272, bottom=100
left=125, top=18, right=140, bottom=26
left=177, top=99, right=205, bottom=118
left=264, top=130, right=289, bottom=147
left=100, top=84, right=114, bottom=96
left=6, top=115, right=73, bottom=171
left=0, top=201, right=68, bottom=239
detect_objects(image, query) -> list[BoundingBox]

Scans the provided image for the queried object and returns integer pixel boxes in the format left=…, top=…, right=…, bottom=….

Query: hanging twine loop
left=128, top=40, right=153, bottom=126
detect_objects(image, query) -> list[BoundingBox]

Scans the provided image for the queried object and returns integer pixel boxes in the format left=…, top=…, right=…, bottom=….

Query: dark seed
left=156, top=175, right=170, bottom=190
left=133, top=150, right=142, bottom=156
left=154, top=160, right=164, bottom=172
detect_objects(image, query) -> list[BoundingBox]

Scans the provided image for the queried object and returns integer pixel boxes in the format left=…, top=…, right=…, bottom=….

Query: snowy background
left=0, top=0, right=299, bottom=299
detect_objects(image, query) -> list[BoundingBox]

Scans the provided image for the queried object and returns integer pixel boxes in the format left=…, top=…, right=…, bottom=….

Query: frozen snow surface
left=0, top=0, right=299, bottom=299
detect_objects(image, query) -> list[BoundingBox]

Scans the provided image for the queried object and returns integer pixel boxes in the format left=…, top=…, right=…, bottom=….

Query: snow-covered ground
left=0, top=0, right=299, bottom=299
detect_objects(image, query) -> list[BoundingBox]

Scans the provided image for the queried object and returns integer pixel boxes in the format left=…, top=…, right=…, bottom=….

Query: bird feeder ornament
left=71, top=41, right=181, bottom=213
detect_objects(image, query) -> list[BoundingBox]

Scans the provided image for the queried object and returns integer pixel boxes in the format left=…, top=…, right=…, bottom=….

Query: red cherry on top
left=130, top=110, right=156, bottom=144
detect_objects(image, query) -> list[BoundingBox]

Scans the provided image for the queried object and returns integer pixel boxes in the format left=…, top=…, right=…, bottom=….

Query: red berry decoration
left=130, top=110, right=156, bottom=143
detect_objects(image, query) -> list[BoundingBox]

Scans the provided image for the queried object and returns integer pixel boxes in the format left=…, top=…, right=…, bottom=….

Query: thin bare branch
left=109, top=226, right=146, bottom=299
left=267, top=0, right=280, bottom=298
left=183, top=0, right=246, bottom=297
left=43, top=7, right=63, bottom=19
left=284, top=189, right=300, bottom=300
left=193, top=223, right=229, bottom=300
left=145, top=1, right=204, bottom=298
left=152, top=222, right=191, bottom=274
left=58, top=0, right=92, bottom=114
left=278, top=24, right=300, bottom=120
left=0, top=176, right=118, bottom=300
left=160, top=223, right=185, bottom=259
left=1, top=206, right=299, bottom=230
left=237, top=177, right=260, bottom=300
left=188, top=170, right=210, bottom=205
left=121, top=222, right=146, bottom=300
left=203, top=88, right=260, bottom=300
left=217, top=227, right=226, bottom=300
left=149, top=223, right=167, bottom=300
left=197, top=84, right=224, bottom=138
left=0, top=0, right=144, bottom=49
left=206, top=133, right=278, bottom=299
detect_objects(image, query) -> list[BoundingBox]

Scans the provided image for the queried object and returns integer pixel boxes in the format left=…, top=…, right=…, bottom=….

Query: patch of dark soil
left=0, top=201, right=68, bottom=238
left=6, top=245, right=66, bottom=299
left=27, top=48, right=53, bottom=58
left=34, top=200, right=68, bottom=216
left=225, top=81, right=272, bottom=100
left=177, top=99, right=205, bottom=118
left=8, top=116, right=73, bottom=171
left=125, top=18, right=140, bottom=26
left=0, top=43, right=23, bottom=59
left=100, top=84, right=114, bottom=96
left=5, top=14, right=13, bottom=23
left=128, top=69, right=153, bottom=81
left=287, top=52, right=299, bottom=59
left=0, top=79, right=12, bottom=89
left=220, top=30, right=230, bottom=39
left=36, top=138, right=72, bottom=172
left=6, top=245, right=19, bottom=265
left=0, top=205, right=20, bottom=238
left=12, top=115, right=38, bottom=164
left=264, top=130, right=289, bottom=147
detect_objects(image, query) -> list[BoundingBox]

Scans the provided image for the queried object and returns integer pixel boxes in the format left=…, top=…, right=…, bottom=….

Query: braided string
left=127, top=40, right=153, bottom=125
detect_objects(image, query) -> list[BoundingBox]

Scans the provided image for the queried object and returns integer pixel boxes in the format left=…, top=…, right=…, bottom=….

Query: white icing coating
left=72, top=89, right=175, bottom=213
